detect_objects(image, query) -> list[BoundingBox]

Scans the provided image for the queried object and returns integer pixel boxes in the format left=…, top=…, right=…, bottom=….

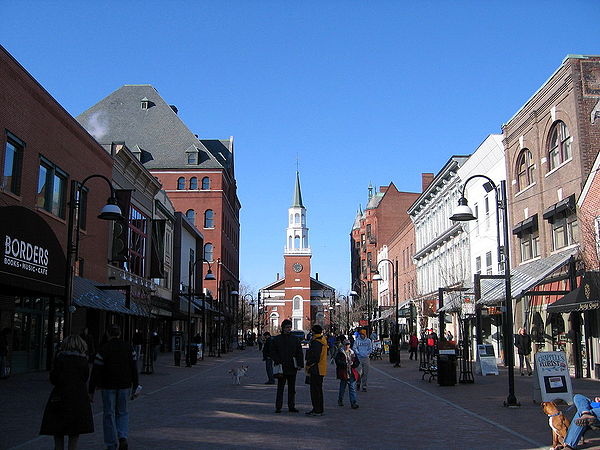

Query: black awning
left=543, top=194, right=575, bottom=222
left=512, top=214, right=538, bottom=236
left=547, top=272, right=600, bottom=313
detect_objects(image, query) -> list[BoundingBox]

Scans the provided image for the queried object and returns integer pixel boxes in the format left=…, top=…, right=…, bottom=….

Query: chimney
left=276, top=273, right=280, bottom=280
left=316, top=273, right=319, bottom=281
left=421, top=173, right=435, bottom=192
left=169, top=105, right=178, bottom=114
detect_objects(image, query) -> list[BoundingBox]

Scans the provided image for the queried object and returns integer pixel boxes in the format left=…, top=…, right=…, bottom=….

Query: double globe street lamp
left=372, top=258, right=400, bottom=368
left=450, top=176, right=519, bottom=407
left=186, top=258, right=216, bottom=366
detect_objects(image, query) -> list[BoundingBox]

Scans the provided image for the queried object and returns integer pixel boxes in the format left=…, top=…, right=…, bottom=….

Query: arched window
left=204, top=243, right=214, bottom=261
left=295, top=213, right=300, bottom=224
left=177, top=177, right=185, bottom=190
left=516, top=149, right=535, bottom=191
left=548, top=121, right=572, bottom=170
left=186, top=209, right=195, bottom=224
left=187, top=153, right=197, bottom=165
left=189, top=177, right=198, bottom=189
left=201, top=177, right=210, bottom=190
left=294, top=236, right=300, bottom=248
left=204, top=209, right=214, bottom=228
left=293, top=295, right=302, bottom=310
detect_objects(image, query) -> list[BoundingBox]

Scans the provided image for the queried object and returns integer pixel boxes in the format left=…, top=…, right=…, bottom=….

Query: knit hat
left=343, top=339, right=351, bottom=345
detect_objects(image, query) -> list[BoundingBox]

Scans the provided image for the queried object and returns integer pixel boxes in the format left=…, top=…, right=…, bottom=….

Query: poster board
left=533, top=351, right=572, bottom=405
left=476, top=344, right=498, bottom=376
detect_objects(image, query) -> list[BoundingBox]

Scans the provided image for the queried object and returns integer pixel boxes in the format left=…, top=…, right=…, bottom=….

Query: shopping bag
left=273, top=363, right=283, bottom=378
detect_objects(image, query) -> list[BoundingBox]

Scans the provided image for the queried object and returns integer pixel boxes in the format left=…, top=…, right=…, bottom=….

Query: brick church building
left=259, top=172, right=334, bottom=333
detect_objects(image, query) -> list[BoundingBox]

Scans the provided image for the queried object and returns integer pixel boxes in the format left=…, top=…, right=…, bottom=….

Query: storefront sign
left=0, top=206, right=66, bottom=296
left=476, top=344, right=498, bottom=376
left=534, top=351, right=573, bottom=404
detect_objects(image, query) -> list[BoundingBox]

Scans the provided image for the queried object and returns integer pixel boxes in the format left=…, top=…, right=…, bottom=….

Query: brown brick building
left=0, top=45, right=114, bottom=373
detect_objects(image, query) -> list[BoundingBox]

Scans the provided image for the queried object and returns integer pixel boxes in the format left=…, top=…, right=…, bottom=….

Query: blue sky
left=2, top=1, right=599, bottom=295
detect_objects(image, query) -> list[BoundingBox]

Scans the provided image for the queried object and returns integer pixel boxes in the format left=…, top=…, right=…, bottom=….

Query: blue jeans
left=338, top=376, right=357, bottom=405
left=101, top=389, right=129, bottom=449
left=265, top=358, right=274, bottom=383
left=564, top=394, right=600, bottom=448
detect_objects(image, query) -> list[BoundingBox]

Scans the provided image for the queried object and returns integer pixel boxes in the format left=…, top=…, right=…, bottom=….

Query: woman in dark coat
left=40, top=335, right=94, bottom=450
left=514, top=327, right=533, bottom=376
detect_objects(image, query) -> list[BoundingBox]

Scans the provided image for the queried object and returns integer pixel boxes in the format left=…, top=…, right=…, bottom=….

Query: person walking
left=514, top=327, right=533, bottom=376
left=305, top=324, right=328, bottom=416
left=262, top=332, right=275, bottom=384
left=408, top=332, right=419, bottom=360
left=352, top=329, right=372, bottom=392
left=270, top=319, right=304, bottom=413
left=132, top=330, right=143, bottom=364
left=0, top=328, right=10, bottom=379
left=80, top=328, right=95, bottom=364
left=40, top=335, right=94, bottom=450
left=335, top=339, right=359, bottom=409
left=425, top=329, right=438, bottom=362
left=89, top=324, right=139, bottom=450
left=150, top=331, right=161, bottom=363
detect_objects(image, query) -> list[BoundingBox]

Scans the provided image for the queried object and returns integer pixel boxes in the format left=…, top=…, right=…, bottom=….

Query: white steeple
left=285, top=171, right=311, bottom=255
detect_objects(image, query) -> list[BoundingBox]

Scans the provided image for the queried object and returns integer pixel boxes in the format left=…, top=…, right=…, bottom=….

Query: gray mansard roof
left=76, top=84, right=233, bottom=171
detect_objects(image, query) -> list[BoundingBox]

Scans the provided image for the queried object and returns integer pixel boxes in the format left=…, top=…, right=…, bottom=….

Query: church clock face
left=293, top=263, right=303, bottom=273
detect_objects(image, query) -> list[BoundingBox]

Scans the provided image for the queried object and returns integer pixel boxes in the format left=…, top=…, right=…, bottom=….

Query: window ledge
left=551, top=243, right=579, bottom=255
left=514, top=182, right=536, bottom=198
left=35, top=206, right=67, bottom=225
left=545, top=158, right=573, bottom=178
left=0, top=189, right=23, bottom=202
left=519, top=256, right=541, bottom=266
left=203, top=227, right=215, bottom=230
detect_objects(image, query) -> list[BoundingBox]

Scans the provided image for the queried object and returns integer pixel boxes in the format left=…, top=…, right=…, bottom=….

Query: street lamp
left=338, top=295, right=350, bottom=336
left=450, top=176, right=518, bottom=407
left=242, top=293, right=253, bottom=348
left=351, top=279, right=369, bottom=333
left=64, top=174, right=123, bottom=336
left=221, top=279, right=239, bottom=353
left=322, top=288, right=335, bottom=333
left=373, top=258, right=400, bottom=368
left=249, top=299, right=256, bottom=341
left=187, top=258, right=215, bottom=366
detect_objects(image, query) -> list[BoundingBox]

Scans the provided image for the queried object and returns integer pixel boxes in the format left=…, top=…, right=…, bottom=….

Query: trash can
left=437, top=349, right=457, bottom=386
left=389, top=344, right=399, bottom=364
left=172, top=332, right=183, bottom=367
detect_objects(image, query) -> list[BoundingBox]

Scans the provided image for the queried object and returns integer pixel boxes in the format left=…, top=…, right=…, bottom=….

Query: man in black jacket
left=89, top=325, right=138, bottom=450
left=262, top=332, right=275, bottom=384
left=270, top=319, right=304, bottom=413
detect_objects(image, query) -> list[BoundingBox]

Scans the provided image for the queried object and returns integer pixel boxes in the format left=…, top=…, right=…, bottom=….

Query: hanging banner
left=533, top=351, right=572, bottom=404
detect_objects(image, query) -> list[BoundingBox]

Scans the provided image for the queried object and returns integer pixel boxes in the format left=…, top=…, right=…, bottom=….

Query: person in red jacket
left=408, top=332, right=419, bottom=360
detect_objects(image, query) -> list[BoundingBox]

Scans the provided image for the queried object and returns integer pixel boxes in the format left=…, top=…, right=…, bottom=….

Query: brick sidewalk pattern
left=2, top=348, right=600, bottom=449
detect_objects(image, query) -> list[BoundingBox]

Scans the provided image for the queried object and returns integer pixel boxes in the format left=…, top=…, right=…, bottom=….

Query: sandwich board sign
left=476, top=344, right=498, bottom=376
left=533, top=351, right=572, bottom=404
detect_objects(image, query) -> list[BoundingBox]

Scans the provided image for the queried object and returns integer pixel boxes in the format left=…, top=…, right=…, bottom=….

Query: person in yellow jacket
left=305, top=324, right=328, bottom=416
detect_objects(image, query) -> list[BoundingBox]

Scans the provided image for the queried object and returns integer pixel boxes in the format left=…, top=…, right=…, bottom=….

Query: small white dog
left=228, top=366, right=249, bottom=385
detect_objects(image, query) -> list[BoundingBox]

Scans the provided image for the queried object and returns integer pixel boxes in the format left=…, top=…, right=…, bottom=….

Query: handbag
left=273, top=363, right=283, bottom=378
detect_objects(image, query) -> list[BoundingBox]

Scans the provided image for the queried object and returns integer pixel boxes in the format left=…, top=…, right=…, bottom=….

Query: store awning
left=438, top=291, right=472, bottom=313
left=373, top=308, right=395, bottom=321
left=73, top=277, right=147, bottom=316
left=512, top=214, right=538, bottom=236
left=478, top=248, right=577, bottom=306
left=543, top=194, right=575, bottom=223
left=547, top=272, right=600, bottom=313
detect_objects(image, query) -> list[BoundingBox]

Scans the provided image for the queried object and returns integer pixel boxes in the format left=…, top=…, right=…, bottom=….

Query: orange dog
left=541, top=401, right=570, bottom=449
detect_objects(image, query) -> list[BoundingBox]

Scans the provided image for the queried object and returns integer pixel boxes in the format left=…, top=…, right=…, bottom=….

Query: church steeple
left=285, top=171, right=311, bottom=255
left=291, top=171, right=304, bottom=207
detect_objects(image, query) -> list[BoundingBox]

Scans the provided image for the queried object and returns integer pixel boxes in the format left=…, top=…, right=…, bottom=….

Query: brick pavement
left=2, top=348, right=600, bottom=449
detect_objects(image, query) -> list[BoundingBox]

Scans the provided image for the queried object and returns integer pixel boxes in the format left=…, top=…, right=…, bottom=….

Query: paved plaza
left=2, top=348, right=600, bottom=450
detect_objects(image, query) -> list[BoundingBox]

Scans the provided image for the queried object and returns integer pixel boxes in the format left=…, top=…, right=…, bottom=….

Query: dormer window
left=187, top=153, right=197, bottom=164
left=141, top=97, right=150, bottom=110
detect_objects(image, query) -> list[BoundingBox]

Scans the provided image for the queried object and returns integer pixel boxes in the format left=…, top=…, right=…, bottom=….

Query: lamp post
left=373, top=258, right=400, bottom=367
left=64, top=174, right=123, bottom=336
left=221, top=279, right=239, bottom=353
left=450, top=177, right=518, bottom=407
left=186, top=258, right=216, bottom=366
left=322, top=288, right=335, bottom=333
left=351, top=279, right=368, bottom=333
left=242, top=293, right=253, bottom=348
left=249, top=299, right=255, bottom=341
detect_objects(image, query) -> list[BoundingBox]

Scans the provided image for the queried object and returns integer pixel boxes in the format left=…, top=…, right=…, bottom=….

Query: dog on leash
left=541, top=401, right=570, bottom=449
left=228, top=366, right=248, bottom=385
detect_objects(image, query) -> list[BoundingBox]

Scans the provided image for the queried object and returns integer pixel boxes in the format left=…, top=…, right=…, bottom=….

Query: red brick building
left=0, top=45, right=114, bottom=373
left=259, top=172, right=333, bottom=334
left=350, top=182, right=424, bottom=326
left=76, top=85, right=241, bottom=323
